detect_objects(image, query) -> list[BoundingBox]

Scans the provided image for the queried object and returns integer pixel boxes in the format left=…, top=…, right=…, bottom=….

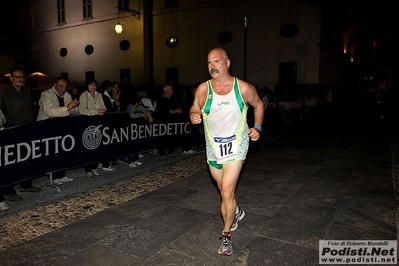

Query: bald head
left=208, top=48, right=230, bottom=61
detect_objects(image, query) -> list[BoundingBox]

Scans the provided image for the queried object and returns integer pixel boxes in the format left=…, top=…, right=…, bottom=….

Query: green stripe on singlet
left=233, top=77, right=245, bottom=112
left=203, top=80, right=213, bottom=115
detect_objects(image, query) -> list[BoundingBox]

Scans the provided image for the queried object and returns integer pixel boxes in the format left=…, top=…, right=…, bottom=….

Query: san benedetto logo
left=81, top=122, right=192, bottom=151
left=82, top=125, right=102, bottom=150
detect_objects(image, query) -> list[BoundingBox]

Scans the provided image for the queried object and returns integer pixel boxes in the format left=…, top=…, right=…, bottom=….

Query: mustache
left=210, top=68, right=220, bottom=74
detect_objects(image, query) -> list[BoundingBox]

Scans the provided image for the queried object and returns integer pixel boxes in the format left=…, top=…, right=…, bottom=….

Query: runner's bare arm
left=190, top=82, right=207, bottom=125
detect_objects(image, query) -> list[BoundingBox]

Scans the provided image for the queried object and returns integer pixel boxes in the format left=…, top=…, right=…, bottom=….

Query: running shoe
left=231, top=207, right=245, bottom=231
left=218, top=232, right=233, bottom=256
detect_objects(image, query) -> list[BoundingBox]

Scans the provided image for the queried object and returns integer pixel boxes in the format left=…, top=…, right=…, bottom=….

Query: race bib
left=213, top=135, right=238, bottom=163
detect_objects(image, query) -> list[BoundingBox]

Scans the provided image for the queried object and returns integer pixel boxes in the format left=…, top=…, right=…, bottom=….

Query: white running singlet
left=202, top=77, right=249, bottom=164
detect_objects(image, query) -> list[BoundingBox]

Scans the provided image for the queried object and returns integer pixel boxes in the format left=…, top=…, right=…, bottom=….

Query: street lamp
left=242, top=16, right=249, bottom=81
left=115, top=10, right=123, bottom=34
left=115, top=23, right=123, bottom=34
left=114, top=6, right=141, bottom=34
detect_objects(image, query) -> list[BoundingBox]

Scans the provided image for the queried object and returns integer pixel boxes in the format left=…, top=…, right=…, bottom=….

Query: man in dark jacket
left=0, top=67, right=41, bottom=202
left=154, top=84, right=184, bottom=157
left=100, top=80, right=116, bottom=113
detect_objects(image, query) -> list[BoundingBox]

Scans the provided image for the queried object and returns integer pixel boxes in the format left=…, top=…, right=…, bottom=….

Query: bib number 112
left=213, top=135, right=237, bottom=162
left=219, top=142, right=233, bottom=157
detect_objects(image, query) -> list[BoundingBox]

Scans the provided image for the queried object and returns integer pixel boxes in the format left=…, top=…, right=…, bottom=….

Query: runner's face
left=207, top=49, right=230, bottom=78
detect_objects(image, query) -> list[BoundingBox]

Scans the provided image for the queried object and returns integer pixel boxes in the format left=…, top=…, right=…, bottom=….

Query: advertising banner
left=0, top=113, right=192, bottom=187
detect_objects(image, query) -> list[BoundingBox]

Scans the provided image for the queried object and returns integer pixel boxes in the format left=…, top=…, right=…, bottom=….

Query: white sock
left=235, top=206, right=239, bottom=215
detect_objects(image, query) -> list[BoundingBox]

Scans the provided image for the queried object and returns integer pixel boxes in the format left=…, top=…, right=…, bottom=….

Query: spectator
left=119, top=95, right=154, bottom=167
left=78, top=79, right=107, bottom=178
left=154, top=84, right=184, bottom=157
left=111, top=81, right=123, bottom=112
left=110, top=81, right=128, bottom=162
left=0, top=67, right=41, bottom=202
left=99, top=80, right=117, bottom=112
left=98, top=80, right=118, bottom=170
left=36, top=76, right=79, bottom=185
left=138, top=88, right=156, bottom=112
left=127, top=95, right=154, bottom=123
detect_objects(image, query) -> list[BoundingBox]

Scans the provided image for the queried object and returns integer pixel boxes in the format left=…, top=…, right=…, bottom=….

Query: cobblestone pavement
left=0, top=152, right=206, bottom=251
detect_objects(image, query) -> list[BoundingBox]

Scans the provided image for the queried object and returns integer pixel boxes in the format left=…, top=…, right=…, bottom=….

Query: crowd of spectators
left=0, top=67, right=203, bottom=212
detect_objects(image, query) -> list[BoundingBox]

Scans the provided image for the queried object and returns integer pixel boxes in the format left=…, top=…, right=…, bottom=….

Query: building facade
left=8, top=0, right=395, bottom=109
left=16, top=0, right=321, bottom=92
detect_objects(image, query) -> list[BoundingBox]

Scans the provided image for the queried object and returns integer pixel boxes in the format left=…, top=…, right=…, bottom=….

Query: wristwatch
left=254, top=125, right=263, bottom=132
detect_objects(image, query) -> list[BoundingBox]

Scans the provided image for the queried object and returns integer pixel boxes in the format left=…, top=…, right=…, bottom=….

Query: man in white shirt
left=37, top=77, right=79, bottom=185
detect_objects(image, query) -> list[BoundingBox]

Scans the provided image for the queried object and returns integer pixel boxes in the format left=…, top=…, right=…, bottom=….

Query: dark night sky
left=0, top=1, right=17, bottom=34
left=0, top=1, right=23, bottom=54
